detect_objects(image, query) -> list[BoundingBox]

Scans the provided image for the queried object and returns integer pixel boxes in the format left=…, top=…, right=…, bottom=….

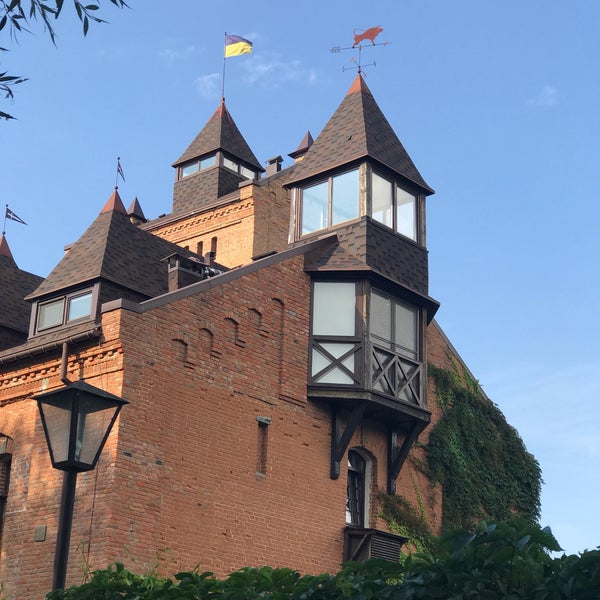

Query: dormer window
left=301, top=169, right=359, bottom=235
left=34, top=288, right=95, bottom=334
left=179, top=155, right=217, bottom=179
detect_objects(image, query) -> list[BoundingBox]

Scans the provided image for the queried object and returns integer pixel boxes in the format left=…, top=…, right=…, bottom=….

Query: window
left=370, top=289, right=420, bottom=403
left=310, top=281, right=423, bottom=404
left=311, top=281, right=359, bottom=385
left=36, top=289, right=94, bottom=333
left=301, top=169, right=359, bottom=235
left=346, top=449, right=369, bottom=527
left=370, top=291, right=418, bottom=360
left=371, top=172, right=417, bottom=241
left=0, top=435, right=12, bottom=550
left=180, top=154, right=216, bottom=178
left=223, top=156, right=239, bottom=172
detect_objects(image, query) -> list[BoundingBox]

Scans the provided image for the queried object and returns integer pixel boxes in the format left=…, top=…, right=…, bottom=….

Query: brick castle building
left=1, top=75, right=487, bottom=597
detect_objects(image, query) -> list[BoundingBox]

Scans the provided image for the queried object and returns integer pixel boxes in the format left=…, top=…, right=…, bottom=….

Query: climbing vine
left=425, top=362, right=542, bottom=530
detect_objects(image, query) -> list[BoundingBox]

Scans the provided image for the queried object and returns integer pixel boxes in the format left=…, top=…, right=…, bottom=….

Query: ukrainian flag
left=225, top=34, right=253, bottom=57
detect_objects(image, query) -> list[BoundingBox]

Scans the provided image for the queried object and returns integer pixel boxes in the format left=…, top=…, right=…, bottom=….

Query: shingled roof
left=173, top=99, right=264, bottom=172
left=27, top=189, right=196, bottom=301
left=287, top=74, right=433, bottom=194
left=0, top=235, right=43, bottom=333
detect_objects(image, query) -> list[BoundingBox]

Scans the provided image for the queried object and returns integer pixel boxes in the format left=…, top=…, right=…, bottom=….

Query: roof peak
left=0, top=234, right=14, bottom=261
left=101, top=188, right=128, bottom=215
left=173, top=101, right=263, bottom=171
left=347, top=73, right=370, bottom=95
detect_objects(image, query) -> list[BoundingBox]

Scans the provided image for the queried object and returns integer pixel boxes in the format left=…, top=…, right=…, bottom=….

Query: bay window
left=310, top=281, right=423, bottom=406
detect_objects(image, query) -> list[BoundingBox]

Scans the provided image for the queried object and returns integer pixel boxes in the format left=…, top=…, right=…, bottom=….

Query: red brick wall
left=0, top=263, right=464, bottom=599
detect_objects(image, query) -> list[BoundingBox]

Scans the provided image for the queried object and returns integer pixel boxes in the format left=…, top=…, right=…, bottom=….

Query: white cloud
left=240, top=56, right=318, bottom=87
left=158, top=45, right=197, bottom=62
left=527, top=84, right=559, bottom=107
left=194, top=73, right=221, bottom=100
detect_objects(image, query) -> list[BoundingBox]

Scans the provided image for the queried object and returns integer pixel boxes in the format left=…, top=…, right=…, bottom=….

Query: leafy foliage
left=1, top=0, right=128, bottom=119
left=425, top=363, right=542, bottom=530
left=43, top=521, right=600, bottom=599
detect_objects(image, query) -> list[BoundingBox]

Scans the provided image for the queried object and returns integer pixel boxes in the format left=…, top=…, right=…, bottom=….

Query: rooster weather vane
left=330, top=26, right=390, bottom=74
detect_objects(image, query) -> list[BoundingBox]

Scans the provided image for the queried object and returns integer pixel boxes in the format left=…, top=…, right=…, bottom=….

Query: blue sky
left=2, top=1, right=599, bottom=555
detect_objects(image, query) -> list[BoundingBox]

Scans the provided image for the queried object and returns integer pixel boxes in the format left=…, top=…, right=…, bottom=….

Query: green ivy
left=425, top=363, right=542, bottom=531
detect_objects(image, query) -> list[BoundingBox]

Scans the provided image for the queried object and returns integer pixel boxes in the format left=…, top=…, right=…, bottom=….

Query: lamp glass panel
left=76, top=395, right=120, bottom=467
left=39, top=402, right=72, bottom=463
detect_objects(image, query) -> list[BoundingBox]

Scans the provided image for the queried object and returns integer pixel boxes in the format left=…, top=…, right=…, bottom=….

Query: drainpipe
left=60, top=342, right=71, bottom=384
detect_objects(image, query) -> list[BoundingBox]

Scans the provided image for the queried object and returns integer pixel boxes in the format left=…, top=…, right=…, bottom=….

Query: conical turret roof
left=28, top=189, right=195, bottom=300
left=0, top=235, right=43, bottom=335
left=288, top=75, right=433, bottom=193
left=173, top=99, right=263, bottom=172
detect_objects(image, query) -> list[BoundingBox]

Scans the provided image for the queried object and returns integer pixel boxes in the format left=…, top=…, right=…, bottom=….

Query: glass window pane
left=372, top=172, right=393, bottom=227
left=67, top=293, right=92, bottom=322
left=331, top=169, right=359, bottom=225
left=302, top=181, right=328, bottom=234
left=223, top=157, right=238, bottom=171
left=181, top=162, right=199, bottom=177
left=395, top=302, right=418, bottom=358
left=312, top=282, right=356, bottom=336
left=240, top=165, right=255, bottom=179
left=396, top=187, right=416, bottom=240
left=38, top=299, right=64, bottom=330
left=370, top=291, right=391, bottom=345
left=199, top=155, right=216, bottom=170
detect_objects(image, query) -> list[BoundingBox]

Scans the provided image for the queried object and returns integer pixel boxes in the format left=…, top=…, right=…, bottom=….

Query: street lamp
left=36, top=380, right=127, bottom=591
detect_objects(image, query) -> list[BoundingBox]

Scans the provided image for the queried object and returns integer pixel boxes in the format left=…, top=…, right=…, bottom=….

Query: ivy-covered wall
left=426, top=362, right=542, bottom=530
left=381, top=345, right=542, bottom=543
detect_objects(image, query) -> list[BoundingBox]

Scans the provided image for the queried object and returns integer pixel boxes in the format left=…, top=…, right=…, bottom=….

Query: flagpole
left=222, top=32, right=227, bottom=102
left=2, top=204, right=7, bottom=236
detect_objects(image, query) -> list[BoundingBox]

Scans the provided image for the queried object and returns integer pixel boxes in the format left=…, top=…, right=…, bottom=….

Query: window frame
left=299, top=167, right=361, bottom=237
left=178, top=154, right=217, bottom=180
left=309, top=280, right=364, bottom=388
left=369, top=168, right=420, bottom=242
left=369, top=288, right=420, bottom=361
left=346, top=448, right=371, bottom=528
left=33, top=285, right=98, bottom=335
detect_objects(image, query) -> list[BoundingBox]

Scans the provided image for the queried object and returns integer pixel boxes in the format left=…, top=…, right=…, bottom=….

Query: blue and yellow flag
left=225, top=34, right=253, bottom=58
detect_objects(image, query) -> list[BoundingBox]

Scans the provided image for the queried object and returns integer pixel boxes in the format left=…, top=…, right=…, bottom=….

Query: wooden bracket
left=330, top=403, right=365, bottom=479
left=387, top=421, right=424, bottom=494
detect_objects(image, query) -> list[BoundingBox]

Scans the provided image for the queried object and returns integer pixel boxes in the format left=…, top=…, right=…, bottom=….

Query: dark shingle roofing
left=173, top=100, right=264, bottom=172
left=0, top=235, right=44, bottom=332
left=27, top=190, right=195, bottom=300
left=287, top=75, right=433, bottom=194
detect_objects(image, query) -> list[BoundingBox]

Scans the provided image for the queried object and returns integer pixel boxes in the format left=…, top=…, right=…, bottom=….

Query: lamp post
left=36, top=380, right=127, bottom=591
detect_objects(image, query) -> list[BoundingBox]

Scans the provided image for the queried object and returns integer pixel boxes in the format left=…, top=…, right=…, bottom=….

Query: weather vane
left=330, top=26, right=390, bottom=75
